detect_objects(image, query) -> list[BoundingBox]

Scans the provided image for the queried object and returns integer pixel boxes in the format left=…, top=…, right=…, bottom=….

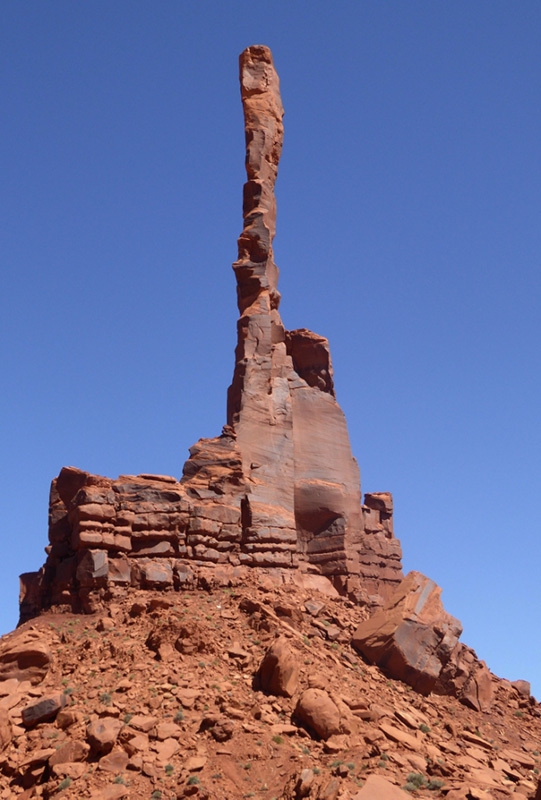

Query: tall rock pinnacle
left=224, top=46, right=402, bottom=598
left=18, top=45, right=404, bottom=626
left=233, top=44, right=284, bottom=315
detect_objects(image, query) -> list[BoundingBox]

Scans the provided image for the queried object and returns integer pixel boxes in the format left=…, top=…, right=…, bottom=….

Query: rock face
left=19, top=44, right=403, bottom=622
left=351, top=571, right=462, bottom=695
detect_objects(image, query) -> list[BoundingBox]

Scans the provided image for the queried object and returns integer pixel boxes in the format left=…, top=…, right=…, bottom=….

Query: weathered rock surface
left=86, top=717, right=124, bottom=754
left=19, top=44, right=403, bottom=625
left=434, top=642, right=494, bottom=712
left=0, top=719, right=12, bottom=752
left=294, top=688, right=341, bottom=740
left=353, top=774, right=409, bottom=798
left=0, top=629, right=51, bottom=684
left=257, top=635, right=299, bottom=697
left=351, top=571, right=462, bottom=694
left=21, top=692, right=66, bottom=727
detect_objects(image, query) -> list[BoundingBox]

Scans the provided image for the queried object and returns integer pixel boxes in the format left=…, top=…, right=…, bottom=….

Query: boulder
left=511, top=679, right=531, bottom=698
left=294, top=688, right=341, bottom=740
left=86, top=717, right=123, bottom=754
left=257, top=635, right=299, bottom=697
left=0, top=630, right=52, bottom=685
left=48, top=739, right=89, bottom=766
left=22, top=692, right=67, bottom=727
left=434, top=642, right=494, bottom=711
left=351, top=571, right=462, bottom=694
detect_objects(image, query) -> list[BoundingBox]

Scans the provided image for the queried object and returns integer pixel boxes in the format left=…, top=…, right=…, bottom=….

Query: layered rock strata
left=19, top=45, right=403, bottom=622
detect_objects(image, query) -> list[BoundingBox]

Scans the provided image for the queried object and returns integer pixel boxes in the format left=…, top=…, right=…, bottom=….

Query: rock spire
left=225, top=45, right=402, bottom=597
left=19, top=45, right=403, bottom=624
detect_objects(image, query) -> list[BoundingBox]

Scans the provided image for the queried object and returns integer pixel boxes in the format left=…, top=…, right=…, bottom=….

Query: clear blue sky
left=2, top=2, right=540, bottom=697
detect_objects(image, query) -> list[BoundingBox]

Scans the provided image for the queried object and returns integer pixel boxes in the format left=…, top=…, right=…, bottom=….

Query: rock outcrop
left=19, top=44, right=403, bottom=623
left=351, top=571, right=463, bottom=695
left=434, top=642, right=494, bottom=712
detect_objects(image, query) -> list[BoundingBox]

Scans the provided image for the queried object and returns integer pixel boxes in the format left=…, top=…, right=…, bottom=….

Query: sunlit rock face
left=19, top=45, right=404, bottom=623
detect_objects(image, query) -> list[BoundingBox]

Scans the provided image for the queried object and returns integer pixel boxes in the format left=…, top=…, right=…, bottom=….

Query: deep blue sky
left=2, top=2, right=540, bottom=697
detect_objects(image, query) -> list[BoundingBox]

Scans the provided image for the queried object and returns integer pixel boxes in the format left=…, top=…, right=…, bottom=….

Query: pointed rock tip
left=240, top=44, right=274, bottom=63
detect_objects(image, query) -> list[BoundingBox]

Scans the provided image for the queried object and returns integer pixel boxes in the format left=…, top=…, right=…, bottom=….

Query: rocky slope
left=3, top=44, right=541, bottom=800
left=1, top=572, right=540, bottom=799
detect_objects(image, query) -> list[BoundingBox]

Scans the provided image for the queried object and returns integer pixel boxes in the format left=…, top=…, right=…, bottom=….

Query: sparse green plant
left=58, top=777, right=72, bottom=791
left=313, top=767, right=320, bottom=775
left=380, top=753, right=389, bottom=761
left=330, top=760, right=343, bottom=768
left=123, top=713, right=133, bottom=724
left=427, top=778, right=445, bottom=790
left=186, top=776, right=200, bottom=785
left=243, top=761, right=252, bottom=770
left=301, top=746, right=310, bottom=755
left=63, top=687, right=74, bottom=695
left=403, top=773, right=428, bottom=792
left=113, top=776, right=126, bottom=784
left=514, top=710, right=525, bottom=717
left=419, top=723, right=430, bottom=734
left=212, top=773, right=222, bottom=780
left=165, top=764, right=174, bottom=776
left=272, top=735, right=284, bottom=745
left=346, top=762, right=356, bottom=770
